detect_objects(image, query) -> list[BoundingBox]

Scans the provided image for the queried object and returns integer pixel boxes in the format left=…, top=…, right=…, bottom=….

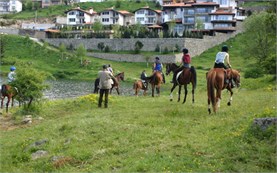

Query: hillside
left=0, top=25, right=276, bottom=172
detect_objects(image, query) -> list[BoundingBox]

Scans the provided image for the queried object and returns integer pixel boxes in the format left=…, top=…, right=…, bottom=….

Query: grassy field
left=0, top=32, right=276, bottom=172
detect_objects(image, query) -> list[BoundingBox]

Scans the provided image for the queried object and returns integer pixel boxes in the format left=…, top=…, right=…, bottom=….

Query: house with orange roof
left=65, top=7, right=98, bottom=25
left=134, top=6, right=162, bottom=26
left=98, top=7, right=134, bottom=26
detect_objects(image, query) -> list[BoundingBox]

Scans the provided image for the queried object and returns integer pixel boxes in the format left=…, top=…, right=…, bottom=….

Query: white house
left=98, top=8, right=134, bottom=26
left=134, top=7, right=162, bottom=26
left=65, top=7, right=98, bottom=25
left=0, top=0, right=22, bottom=14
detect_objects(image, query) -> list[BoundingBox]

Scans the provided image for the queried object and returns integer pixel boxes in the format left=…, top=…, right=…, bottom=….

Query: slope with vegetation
left=0, top=3, right=276, bottom=172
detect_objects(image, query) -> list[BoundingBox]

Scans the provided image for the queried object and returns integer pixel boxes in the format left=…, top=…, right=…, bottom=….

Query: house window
left=69, top=18, right=75, bottom=22
left=185, top=17, right=194, bottom=23
left=196, top=8, right=207, bottom=14
left=79, top=12, right=84, bottom=16
left=102, top=18, right=109, bottom=22
left=220, top=0, right=228, bottom=5
left=137, top=10, right=144, bottom=14
left=147, top=17, right=155, bottom=24
left=214, top=23, right=230, bottom=28
left=217, top=15, right=229, bottom=20
left=102, top=11, right=109, bottom=15
left=69, top=11, right=75, bottom=15
left=136, top=17, right=144, bottom=22
left=197, top=16, right=210, bottom=22
left=147, top=11, right=155, bottom=15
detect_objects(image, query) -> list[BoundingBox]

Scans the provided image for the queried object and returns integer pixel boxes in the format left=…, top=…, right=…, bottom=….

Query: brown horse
left=1, top=84, right=18, bottom=113
left=166, top=63, right=197, bottom=104
left=133, top=80, right=148, bottom=96
left=147, top=71, right=163, bottom=97
left=94, top=72, right=125, bottom=95
left=206, top=68, right=241, bottom=114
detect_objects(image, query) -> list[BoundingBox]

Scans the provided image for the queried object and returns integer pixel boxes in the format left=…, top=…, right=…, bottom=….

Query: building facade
left=0, top=0, right=22, bottom=14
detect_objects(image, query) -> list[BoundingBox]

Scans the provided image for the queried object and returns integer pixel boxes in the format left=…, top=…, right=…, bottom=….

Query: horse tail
left=190, top=66, right=197, bottom=89
left=207, top=70, right=216, bottom=112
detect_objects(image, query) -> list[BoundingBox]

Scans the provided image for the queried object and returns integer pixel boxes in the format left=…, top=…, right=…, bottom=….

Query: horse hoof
left=208, top=109, right=211, bottom=114
left=170, top=99, right=173, bottom=101
left=227, top=102, right=231, bottom=106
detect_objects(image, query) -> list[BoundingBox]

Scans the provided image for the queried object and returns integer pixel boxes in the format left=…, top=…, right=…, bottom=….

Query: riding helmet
left=10, top=66, right=16, bottom=71
left=155, top=57, right=160, bottom=60
left=102, top=64, right=108, bottom=69
left=182, top=48, right=188, bottom=54
left=222, top=45, right=228, bottom=52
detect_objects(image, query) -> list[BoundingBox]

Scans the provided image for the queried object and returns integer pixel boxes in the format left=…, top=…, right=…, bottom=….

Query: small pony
left=1, top=84, right=19, bottom=113
left=166, top=63, right=197, bottom=104
left=146, top=71, right=163, bottom=97
left=133, top=80, right=148, bottom=96
left=206, top=68, right=241, bottom=114
left=94, top=72, right=125, bottom=95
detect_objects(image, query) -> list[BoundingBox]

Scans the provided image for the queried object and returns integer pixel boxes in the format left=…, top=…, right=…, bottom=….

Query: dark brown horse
left=94, top=72, right=125, bottom=95
left=166, top=63, right=197, bottom=104
left=147, top=71, right=163, bottom=97
left=133, top=80, right=148, bottom=96
left=1, top=84, right=18, bottom=113
left=206, top=68, right=241, bottom=114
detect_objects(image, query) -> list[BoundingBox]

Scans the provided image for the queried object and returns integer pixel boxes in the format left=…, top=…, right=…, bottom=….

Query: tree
left=97, top=42, right=105, bottom=52
left=59, top=43, right=66, bottom=60
left=242, top=11, right=276, bottom=74
left=115, top=0, right=121, bottom=8
left=195, top=18, right=204, bottom=30
left=134, top=41, right=143, bottom=54
left=112, top=24, right=121, bottom=38
left=93, top=20, right=103, bottom=34
left=13, top=66, right=50, bottom=112
left=76, top=44, right=86, bottom=66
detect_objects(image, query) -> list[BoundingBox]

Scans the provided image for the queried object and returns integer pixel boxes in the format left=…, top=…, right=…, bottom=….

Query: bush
left=244, top=67, right=264, bottom=78
left=104, top=45, right=110, bottom=52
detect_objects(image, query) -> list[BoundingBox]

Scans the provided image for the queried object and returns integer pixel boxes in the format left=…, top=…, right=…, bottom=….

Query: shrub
left=244, top=67, right=264, bottom=78
left=104, top=45, right=110, bottom=52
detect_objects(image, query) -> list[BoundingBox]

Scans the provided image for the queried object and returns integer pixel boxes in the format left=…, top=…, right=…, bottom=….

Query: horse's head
left=118, top=72, right=124, bottom=81
left=166, top=63, right=177, bottom=75
left=231, top=69, right=241, bottom=87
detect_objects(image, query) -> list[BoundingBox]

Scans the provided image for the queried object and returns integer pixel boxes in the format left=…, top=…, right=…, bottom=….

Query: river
left=44, top=80, right=135, bottom=99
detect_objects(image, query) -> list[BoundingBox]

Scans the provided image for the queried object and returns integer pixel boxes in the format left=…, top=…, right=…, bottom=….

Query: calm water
left=44, top=80, right=135, bottom=99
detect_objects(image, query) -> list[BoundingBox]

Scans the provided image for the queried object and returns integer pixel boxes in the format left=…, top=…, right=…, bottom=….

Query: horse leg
left=192, top=85, right=195, bottom=104
left=169, top=83, right=177, bottom=101
left=116, top=87, right=120, bottom=95
left=183, top=85, right=188, bottom=104
left=177, top=85, right=181, bottom=102
left=1, top=96, right=4, bottom=109
left=208, top=98, right=211, bottom=114
left=152, top=85, right=155, bottom=97
left=6, top=97, right=10, bottom=113
left=227, top=89, right=233, bottom=106
left=156, top=86, right=160, bottom=97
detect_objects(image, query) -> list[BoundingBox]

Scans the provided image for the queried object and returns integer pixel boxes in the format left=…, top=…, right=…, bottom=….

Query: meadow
left=0, top=32, right=276, bottom=172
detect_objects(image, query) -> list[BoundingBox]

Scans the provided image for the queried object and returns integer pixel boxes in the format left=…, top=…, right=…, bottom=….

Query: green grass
left=0, top=87, right=276, bottom=172
left=0, top=30, right=276, bottom=172
left=4, top=0, right=159, bottom=20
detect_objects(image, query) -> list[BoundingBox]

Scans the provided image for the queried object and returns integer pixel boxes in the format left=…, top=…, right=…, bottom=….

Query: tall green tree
left=242, top=11, right=276, bottom=74
left=59, top=43, right=66, bottom=60
left=76, top=44, right=86, bottom=66
left=13, top=65, right=50, bottom=112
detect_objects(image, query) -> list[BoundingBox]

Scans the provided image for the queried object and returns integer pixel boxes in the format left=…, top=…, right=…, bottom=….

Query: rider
left=171, top=48, right=191, bottom=83
left=107, top=64, right=113, bottom=75
left=2, top=66, right=16, bottom=92
left=214, top=45, right=235, bottom=87
left=152, top=57, right=165, bottom=83
left=140, top=70, right=148, bottom=89
left=8, top=66, right=16, bottom=83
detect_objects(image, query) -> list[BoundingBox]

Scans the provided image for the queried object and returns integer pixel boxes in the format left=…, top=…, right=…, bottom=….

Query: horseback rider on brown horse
left=206, top=45, right=241, bottom=114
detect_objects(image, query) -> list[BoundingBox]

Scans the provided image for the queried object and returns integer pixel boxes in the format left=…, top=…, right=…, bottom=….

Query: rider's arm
left=225, top=53, right=231, bottom=68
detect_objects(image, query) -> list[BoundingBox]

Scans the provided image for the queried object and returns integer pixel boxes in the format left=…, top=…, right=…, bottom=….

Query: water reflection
left=44, top=80, right=135, bottom=99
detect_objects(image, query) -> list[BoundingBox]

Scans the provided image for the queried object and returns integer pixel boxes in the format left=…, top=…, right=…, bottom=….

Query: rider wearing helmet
left=171, top=48, right=191, bottom=83
left=8, top=66, right=16, bottom=83
left=214, top=45, right=231, bottom=69
left=214, top=45, right=235, bottom=87
left=152, top=57, right=165, bottom=83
